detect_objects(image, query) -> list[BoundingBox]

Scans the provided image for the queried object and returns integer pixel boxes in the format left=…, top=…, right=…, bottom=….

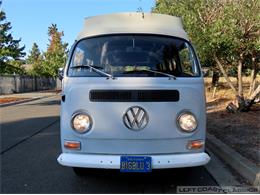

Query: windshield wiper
left=142, top=69, right=176, bottom=80
left=70, top=64, right=115, bottom=79
left=124, top=68, right=176, bottom=80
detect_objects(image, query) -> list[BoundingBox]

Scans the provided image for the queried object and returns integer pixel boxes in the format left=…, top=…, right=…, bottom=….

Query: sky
left=2, top=0, right=155, bottom=57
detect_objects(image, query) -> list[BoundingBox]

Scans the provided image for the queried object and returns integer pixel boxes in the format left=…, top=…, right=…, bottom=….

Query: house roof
left=77, top=12, right=188, bottom=41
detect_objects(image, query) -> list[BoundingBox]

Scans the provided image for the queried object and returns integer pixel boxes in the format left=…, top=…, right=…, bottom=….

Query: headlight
left=71, top=112, right=92, bottom=133
left=177, top=111, right=197, bottom=132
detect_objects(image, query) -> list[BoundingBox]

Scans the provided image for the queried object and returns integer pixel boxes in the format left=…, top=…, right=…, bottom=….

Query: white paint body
left=57, top=13, right=210, bottom=169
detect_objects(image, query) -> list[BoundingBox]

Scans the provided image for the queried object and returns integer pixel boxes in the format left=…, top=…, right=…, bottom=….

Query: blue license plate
left=120, top=156, right=152, bottom=172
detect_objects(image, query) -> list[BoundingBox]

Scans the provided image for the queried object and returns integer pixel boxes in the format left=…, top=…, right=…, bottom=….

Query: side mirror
left=58, top=67, right=64, bottom=80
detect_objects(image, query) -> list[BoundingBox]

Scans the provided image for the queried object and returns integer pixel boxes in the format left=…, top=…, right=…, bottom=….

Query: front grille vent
left=89, top=90, right=179, bottom=102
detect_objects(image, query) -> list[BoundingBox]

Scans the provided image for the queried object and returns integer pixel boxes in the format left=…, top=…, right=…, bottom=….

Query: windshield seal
left=66, top=33, right=201, bottom=78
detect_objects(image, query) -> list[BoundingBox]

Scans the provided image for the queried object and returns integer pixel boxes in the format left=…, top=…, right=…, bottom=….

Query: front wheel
left=73, top=167, right=87, bottom=176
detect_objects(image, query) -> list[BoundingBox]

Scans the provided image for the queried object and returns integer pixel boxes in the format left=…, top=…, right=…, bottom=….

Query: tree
left=0, top=10, right=25, bottom=74
left=153, top=0, right=260, bottom=112
left=42, top=24, right=68, bottom=77
left=26, top=42, right=44, bottom=76
left=26, top=43, right=41, bottom=64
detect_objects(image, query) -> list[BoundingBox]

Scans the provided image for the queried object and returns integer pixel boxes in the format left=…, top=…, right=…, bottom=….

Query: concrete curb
left=207, top=133, right=260, bottom=186
left=0, top=95, right=55, bottom=107
left=205, top=149, right=241, bottom=187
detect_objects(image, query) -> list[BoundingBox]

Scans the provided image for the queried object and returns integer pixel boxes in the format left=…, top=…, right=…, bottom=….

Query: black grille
left=89, top=90, right=179, bottom=102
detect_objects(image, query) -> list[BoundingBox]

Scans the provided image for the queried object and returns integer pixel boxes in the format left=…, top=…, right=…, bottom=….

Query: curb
left=207, top=133, right=260, bottom=186
left=0, top=95, right=55, bottom=107
left=205, top=149, right=240, bottom=187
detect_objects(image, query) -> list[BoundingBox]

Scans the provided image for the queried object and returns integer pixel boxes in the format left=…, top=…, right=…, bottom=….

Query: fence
left=0, top=75, right=61, bottom=95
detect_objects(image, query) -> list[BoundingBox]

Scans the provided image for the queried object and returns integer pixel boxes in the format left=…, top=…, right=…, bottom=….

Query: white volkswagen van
left=57, top=12, right=210, bottom=173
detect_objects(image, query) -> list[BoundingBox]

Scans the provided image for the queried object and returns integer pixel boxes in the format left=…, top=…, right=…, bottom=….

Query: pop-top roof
left=77, top=12, right=188, bottom=40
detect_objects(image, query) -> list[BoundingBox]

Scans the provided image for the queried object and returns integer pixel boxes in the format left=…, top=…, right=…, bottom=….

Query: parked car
left=57, top=12, right=210, bottom=174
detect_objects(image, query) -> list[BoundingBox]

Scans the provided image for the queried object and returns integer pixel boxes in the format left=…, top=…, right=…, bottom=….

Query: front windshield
left=68, top=35, right=200, bottom=77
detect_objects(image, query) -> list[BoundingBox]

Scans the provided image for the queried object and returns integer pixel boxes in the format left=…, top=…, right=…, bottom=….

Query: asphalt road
left=0, top=96, right=218, bottom=193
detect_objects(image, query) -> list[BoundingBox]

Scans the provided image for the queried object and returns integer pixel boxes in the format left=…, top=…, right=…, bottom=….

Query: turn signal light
left=187, top=140, right=204, bottom=150
left=64, top=141, right=81, bottom=150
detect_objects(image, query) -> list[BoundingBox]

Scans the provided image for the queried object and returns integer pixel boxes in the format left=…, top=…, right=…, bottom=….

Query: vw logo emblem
left=123, top=106, right=149, bottom=130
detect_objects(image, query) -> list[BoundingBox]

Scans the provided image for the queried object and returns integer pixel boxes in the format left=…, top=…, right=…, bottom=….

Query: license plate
left=120, top=156, right=152, bottom=172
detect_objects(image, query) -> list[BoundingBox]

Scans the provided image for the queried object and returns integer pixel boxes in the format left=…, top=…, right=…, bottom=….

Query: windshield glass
left=68, top=35, right=200, bottom=77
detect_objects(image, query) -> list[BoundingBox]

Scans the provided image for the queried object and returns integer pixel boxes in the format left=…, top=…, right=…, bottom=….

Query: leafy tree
left=8, top=59, right=26, bottom=74
left=153, top=0, right=260, bottom=112
left=26, top=43, right=41, bottom=64
left=0, top=10, right=25, bottom=74
left=212, top=0, right=260, bottom=111
left=26, top=42, right=44, bottom=76
left=42, top=24, right=68, bottom=77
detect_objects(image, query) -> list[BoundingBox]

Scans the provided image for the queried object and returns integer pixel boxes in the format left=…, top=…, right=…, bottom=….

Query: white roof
left=77, top=12, right=189, bottom=40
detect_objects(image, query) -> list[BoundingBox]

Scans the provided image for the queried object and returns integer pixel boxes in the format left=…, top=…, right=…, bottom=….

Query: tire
left=73, top=167, right=87, bottom=176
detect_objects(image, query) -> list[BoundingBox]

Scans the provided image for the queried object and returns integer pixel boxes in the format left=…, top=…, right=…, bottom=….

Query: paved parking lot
left=0, top=96, right=218, bottom=193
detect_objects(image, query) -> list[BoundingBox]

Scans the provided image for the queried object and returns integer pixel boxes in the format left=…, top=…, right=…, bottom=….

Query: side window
left=179, top=43, right=197, bottom=76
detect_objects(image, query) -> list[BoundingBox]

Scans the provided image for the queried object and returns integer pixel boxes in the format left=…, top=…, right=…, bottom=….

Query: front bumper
left=57, top=152, right=210, bottom=169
